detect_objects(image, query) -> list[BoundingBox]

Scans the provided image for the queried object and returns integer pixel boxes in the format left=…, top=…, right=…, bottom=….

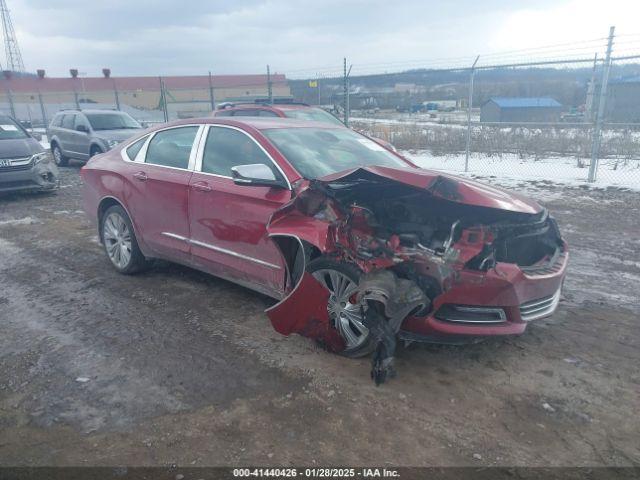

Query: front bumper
left=401, top=244, right=568, bottom=340
left=0, top=160, right=60, bottom=193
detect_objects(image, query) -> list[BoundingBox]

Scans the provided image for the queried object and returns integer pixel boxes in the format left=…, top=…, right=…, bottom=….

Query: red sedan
left=81, top=117, right=568, bottom=383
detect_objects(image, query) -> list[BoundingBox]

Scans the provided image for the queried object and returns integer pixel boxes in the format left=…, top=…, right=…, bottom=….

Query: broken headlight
left=31, top=152, right=50, bottom=165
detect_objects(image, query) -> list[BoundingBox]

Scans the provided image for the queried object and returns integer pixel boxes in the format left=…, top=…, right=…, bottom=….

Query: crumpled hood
left=316, top=165, right=543, bottom=215
left=94, top=128, right=144, bottom=143
left=0, top=137, right=44, bottom=158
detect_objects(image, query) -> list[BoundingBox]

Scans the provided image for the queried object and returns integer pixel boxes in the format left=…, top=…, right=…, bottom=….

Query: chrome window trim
left=120, top=134, right=151, bottom=163
left=194, top=124, right=291, bottom=190
left=119, top=124, right=205, bottom=171
left=160, top=232, right=281, bottom=270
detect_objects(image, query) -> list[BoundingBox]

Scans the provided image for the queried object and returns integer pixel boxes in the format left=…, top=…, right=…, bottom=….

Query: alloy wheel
left=103, top=212, right=133, bottom=269
left=311, top=268, right=369, bottom=349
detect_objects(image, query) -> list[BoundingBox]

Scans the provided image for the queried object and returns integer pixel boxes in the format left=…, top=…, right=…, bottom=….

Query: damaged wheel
left=100, top=205, right=148, bottom=274
left=307, top=257, right=375, bottom=358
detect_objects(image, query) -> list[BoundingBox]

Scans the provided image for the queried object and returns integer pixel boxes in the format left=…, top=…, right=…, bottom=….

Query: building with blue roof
left=480, top=97, right=563, bottom=123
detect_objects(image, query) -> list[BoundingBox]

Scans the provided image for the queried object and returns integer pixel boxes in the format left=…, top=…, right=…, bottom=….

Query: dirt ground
left=0, top=166, right=638, bottom=467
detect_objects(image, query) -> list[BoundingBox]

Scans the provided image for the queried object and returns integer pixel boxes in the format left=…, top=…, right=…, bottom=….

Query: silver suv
left=47, top=109, right=144, bottom=166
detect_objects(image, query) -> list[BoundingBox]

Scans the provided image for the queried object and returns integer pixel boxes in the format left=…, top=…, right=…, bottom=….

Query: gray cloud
left=10, top=0, right=567, bottom=77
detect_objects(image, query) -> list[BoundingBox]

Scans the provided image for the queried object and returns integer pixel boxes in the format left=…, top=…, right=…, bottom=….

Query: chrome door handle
left=191, top=181, right=212, bottom=192
left=133, top=171, right=147, bottom=181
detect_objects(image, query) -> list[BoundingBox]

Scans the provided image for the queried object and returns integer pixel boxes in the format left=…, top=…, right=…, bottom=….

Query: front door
left=188, top=125, right=292, bottom=296
left=125, top=125, right=201, bottom=261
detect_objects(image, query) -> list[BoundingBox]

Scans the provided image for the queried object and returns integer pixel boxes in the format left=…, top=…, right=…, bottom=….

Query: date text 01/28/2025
left=232, top=468, right=400, bottom=477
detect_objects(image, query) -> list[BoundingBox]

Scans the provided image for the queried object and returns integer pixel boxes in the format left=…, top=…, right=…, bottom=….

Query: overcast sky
left=9, top=0, right=640, bottom=78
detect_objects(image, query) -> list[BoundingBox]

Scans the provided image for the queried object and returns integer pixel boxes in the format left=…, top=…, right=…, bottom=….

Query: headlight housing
left=31, top=152, right=50, bottom=165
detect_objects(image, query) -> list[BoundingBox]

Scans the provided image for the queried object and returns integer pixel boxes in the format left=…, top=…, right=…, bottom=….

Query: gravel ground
left=0, top=165, right=638, bottom=467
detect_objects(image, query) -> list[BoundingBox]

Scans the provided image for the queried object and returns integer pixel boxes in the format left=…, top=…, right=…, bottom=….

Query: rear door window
left=61, top=114, right=75, bottom=129
left=144, top=126, right=198, bottom=169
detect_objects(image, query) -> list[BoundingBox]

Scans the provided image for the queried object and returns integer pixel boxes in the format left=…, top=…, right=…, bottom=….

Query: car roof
left=56, top=109, right=129, bottom=115
left=219, top=103, right=318, bottom=112
left=155, top=116, right=344, bottom=131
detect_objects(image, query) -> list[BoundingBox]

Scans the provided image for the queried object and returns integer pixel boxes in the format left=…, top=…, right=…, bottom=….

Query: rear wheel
left=100, top=205, right=148, bottom=274
left=51, top=144, right=69, bottom=167
left=90, top=145, right=103, bottom=157
left=306, top=257, right=375, bottom=358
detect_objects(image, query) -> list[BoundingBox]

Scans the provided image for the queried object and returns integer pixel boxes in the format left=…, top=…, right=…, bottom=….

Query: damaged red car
left=81, top=117, right=568, bottom=383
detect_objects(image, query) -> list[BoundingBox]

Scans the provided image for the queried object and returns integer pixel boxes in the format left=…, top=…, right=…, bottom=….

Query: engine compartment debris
left=267, top=167, right=566, bottom=384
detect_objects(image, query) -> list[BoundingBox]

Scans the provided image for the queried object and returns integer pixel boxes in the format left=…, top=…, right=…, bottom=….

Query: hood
left=316, top=165, right=543, bottom=215
left=93, top=128, right=144, bottom=143
left=0, top=137, right=44, bottom=159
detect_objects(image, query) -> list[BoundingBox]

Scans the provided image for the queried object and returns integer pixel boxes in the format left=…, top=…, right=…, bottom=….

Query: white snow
left=404, top=150, right=640, bottom=191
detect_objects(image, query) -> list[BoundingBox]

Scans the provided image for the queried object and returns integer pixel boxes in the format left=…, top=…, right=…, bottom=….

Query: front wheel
left=100, top=205, right=148, bottom=274
left=306, top=257, right=376, bottom=358
left=52, top=144, right=69, bottom=167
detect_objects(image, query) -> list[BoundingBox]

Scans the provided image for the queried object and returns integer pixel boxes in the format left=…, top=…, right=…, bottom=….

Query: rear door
left=71, top=114, right=92, bottom=158
left=124, top=125, right=203, bottom=262
left=59, top=113, right=77, bottom=156
left=187, top=125, right=292, bottom=296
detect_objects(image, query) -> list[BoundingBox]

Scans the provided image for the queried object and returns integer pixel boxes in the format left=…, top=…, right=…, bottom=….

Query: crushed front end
left=267, top=167, right=568, bottom=384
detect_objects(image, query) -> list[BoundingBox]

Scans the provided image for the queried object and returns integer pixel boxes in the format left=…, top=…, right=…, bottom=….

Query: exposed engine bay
left=267, top=167, right=566, bottom=385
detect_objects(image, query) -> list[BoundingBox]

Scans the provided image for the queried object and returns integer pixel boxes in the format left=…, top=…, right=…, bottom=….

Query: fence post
left=73, top=89, right=80, bottom=109
left=343, top=58, right=352, bottom=126
left=38, top=91, right=47, bottom=126
left=464, top=55, right=480, bottom=173
left=159, top=76, right=168, bottom=122
left=7, top=88, right=15, bottom=118
left=267, top=65, right=273, bottom=103
left=208, top=71, right=215, bottom=111
left=588, top=26, right=615, bottom=182
left=113, top=80, right=120, bottom=110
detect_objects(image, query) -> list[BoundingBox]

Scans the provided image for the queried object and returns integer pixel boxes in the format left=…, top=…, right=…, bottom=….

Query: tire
left=90, top=145, right=103, bottom=157
left=51, top=143, right=69, bottom=167
left=100, top=205, right=148, bottom=274
left=306, top=256, right=376, bottom=358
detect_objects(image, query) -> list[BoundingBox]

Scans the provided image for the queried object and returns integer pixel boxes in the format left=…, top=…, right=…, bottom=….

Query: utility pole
left=208, top=71, right=216, bottom=111
left=343, top=58, right=352, bottom=126
left=464, top=55, right=480, bottom=173
left=267, top=65, right=273, bottom=104
left=588, top=26, right=615, bottom=183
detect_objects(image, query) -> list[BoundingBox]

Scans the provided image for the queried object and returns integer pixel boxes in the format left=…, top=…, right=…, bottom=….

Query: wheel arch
left=97, top=196, right=140, bottom=246
left=269, top=234, right=321, bottom=292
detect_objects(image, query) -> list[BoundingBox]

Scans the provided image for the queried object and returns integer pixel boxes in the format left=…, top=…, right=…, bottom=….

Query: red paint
left=82, top=117, right=568, bottom=349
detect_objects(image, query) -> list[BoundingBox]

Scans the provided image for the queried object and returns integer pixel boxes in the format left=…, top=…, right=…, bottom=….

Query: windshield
left=283, top=108, right=345, bottom=126
left=86, top=113, right=141, bottom=131
left=0, top=118, right=29, bottom=140
left=263, top=127, right=408, bottom=179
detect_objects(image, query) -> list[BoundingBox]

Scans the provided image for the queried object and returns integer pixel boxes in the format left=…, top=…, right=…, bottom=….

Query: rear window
left=283, top=108, right=344, bottom=126
left=51, top=114, right=64, bottom=127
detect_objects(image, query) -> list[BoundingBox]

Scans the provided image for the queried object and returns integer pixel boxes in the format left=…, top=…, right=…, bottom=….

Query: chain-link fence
left=0, top=73, right=289, bottom=129
left=346, top=29, right=640, bottom=188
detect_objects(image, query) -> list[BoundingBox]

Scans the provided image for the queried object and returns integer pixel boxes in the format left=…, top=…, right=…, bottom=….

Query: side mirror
left=231, top=164, right=287, bottom=188
left=76, top=124, right=89, bottom=133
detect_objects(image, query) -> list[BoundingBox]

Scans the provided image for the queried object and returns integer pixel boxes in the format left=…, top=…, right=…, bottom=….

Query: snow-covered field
left=405, top=150, right=640, bottom=190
